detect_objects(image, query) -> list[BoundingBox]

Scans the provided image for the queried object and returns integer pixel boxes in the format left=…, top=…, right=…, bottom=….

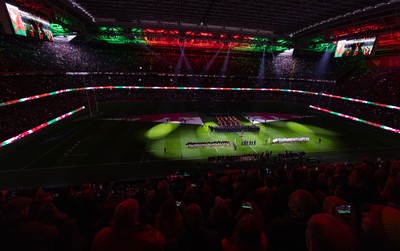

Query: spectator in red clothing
left=0, top=197, right=59, bottom=251
left=36, top=203, right=84, bottom=251
left=361, top=205, right=400, bottom=251
left=306, top=213, right=357, bottom=251
left=91, top=198, right=165, bottom=251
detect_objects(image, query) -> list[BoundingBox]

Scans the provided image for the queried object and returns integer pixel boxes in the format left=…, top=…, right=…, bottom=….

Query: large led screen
left=334, top=37, right=376, bottom=58
left=6, top=3, right=53, bottom=41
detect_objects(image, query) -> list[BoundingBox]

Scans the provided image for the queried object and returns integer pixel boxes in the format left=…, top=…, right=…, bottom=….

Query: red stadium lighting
left=200, top=32, right=213, bottom=37
left=145, top=29, right=165, bottom=33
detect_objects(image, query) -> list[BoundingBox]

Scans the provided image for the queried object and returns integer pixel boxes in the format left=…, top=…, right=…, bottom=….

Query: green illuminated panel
left=307, top=42, right=336, bottom=52
left=250, top=37, right=269, bottom=43
left=131, top=28, right=142, bottom=33
left=96, top=35, right=147, bottom=45
left=276, top=39, right=294, bottom=46
left=98, top=26, right=124, bottom=34
left=232, top=44, right=288, bottom=52
left=310, top=35, right=324, bottom=43
left=50, top=23, right=73, bottom=36
left=55, top=12, right=75, bottom=27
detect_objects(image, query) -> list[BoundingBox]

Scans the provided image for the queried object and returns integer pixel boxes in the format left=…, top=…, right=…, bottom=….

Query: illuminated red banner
left=367, top=56, right=400, bottom=68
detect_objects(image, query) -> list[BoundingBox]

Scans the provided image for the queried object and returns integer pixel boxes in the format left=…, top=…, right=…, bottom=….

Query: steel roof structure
left=4, top=0, right=400, bottom=46
left=50, top=0, right=400, bottom=37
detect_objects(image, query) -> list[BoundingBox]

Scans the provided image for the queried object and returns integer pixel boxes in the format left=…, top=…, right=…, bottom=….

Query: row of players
left=185, top=141, right=230, bottom=148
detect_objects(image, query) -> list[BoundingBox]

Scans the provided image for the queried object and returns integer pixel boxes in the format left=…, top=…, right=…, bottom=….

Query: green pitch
left=1, top=101, right=399, bottom=187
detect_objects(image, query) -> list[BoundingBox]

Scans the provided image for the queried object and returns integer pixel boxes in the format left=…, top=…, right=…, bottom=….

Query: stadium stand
left=1, top=1, right=400, bottom=250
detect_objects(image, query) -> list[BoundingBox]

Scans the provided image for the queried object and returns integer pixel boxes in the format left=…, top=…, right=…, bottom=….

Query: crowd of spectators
left=3, top=81, right=397, bottom=143
left=276, top=151, right=306, bottom=161
left=0, top=73, right=335, bottom=104
left=334, top=69, right=400, bottom=105
left=317, top=97, right=399, bottom=129
left=0, top=156, right=400, bottom=251
left=1, top=33, right=398, bottom=137
left=208, top=153, right=267, bottom=163
left=2, top=28, right=400, bottom=251
left=0, top=33, right=349, bottom=80
left=0, top=93, right=86, bottom=142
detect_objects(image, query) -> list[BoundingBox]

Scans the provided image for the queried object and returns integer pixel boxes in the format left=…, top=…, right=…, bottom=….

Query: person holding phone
left=155, top=198, right=183, bottom=241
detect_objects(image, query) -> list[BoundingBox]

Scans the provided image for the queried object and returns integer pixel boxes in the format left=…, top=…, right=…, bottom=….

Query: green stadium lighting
left=96, top=35, right=147, bottom=44
left=286, top=122, right=314, bottom=134
left=307, top=43, right=336, bottom=52
left=145, top=123, right=180, bottom=140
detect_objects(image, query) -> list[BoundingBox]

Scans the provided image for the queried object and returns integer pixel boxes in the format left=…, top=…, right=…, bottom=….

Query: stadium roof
left=5, top=0, right=400, bottom=48
left=47, top=0, right=400, bottom=38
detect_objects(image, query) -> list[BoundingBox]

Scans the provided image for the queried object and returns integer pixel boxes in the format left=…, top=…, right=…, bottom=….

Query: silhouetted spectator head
left=289, top=167, right=307, bottom=183
left=348, top=165, right=374, bottom=188
left=288, top=189, right=317, bottom=218
left=374, top=168, right=388, bottom=188
left=92, top=198, right=166, bottom=251
left=31, top=192, right=54, bottom=214
left=202, top=184, right=212, bottom=195
left=81, top=183, right=92, bottom=191
left=1, top=197, right=32, bottom=220
left=27, top=186, right=44, bottom=198
left=0, top=190, right=6, bottom=205
left=327, top=175, right=346, bottom=193
left=38, top=192, right=53, bottom=204
left=155, top=198, right=182, bottom=239
left=334, top=164, right=347, bottom=177
left=157, top=180, right=170, bottom=196
left=182, top=203, right=203, bottom=232
left=363, top=205, right=400, bottom=251
left=219, top=176, right=230, bottom=186
left=264, top=175, right=275, bottom=188
left=209, top=196, right=232, bottom=222
left=112, top=198, right=140, bottom=231
left=228, top=214, right=269, bottom=250
left=306, top=213, right=356, bottom=251
left=158, top=197, right=180, bottom=222
left=77, top=188, right=94, bottom=201
left=36, top=203, right=63, bottom=223
left=183, top=186, right=197, bottom=205
left=389, top=161, right=400, bottom=177
left=209, top=196, right=234, bottom=236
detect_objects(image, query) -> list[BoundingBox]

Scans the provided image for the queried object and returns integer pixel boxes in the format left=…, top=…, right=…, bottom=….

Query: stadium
left=0, top=0, right=400, bottom=250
